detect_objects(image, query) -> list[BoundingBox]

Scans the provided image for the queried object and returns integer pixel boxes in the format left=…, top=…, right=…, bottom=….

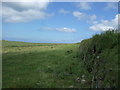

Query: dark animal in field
left=67, top=51, right=70, bottom=53
left=66, top=50, right=73, bottom=54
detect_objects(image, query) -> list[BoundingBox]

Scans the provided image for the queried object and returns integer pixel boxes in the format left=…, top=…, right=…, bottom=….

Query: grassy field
left=2, top=40, right=87, bottom=88
left=2, top=31, right=119, bottom=88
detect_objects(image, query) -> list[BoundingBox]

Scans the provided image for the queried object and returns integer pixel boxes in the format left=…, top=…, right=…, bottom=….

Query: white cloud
left=89, top=24, right=114, bottom=31
left=73, top=11, right=86, bottom=20
left=89, top=14, right=118, bottom=31
left=73, top=11, right=118, bottom=31
left=59, top=8, right=69, bottom=14
left=73, top=11, right=97, bottom=24
left=2, top=1, right=53, bottom=23
left=3, top=1, right=49, bottom=10
left=77, top=2, right=91, bottom=10
left=44, top=27, right=77, bottom=33
left=104, top=2, right=117, bottom=10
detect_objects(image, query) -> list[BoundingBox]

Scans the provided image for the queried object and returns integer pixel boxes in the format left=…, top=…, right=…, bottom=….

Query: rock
left=97, top=56, right=100, bottom=59
left=81, top=79, right=86, bottom=84
left=76, top=77, right=80, bottom=82
left=82, top=74, right=85, bottom=78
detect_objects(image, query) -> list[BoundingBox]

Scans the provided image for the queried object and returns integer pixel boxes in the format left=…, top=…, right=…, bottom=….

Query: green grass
left=2, top=30, right=119, bottom=88
left=2, top=40, right=86, bottom=88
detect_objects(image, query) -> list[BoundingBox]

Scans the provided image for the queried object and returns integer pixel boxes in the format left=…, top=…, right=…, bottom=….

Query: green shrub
left=79, top=30, right=119, bottom=88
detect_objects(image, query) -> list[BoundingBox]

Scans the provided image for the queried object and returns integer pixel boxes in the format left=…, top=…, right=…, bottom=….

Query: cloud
left=2, top=1, right=53, bottom=23
left=44, top=27, right=77, bottom=33
left=3, top=1, right=49, bottom=10
left=73, top=11, right=118, bottom=31
left=77, top=2, right=91, bottom=10
left=89, top=14, right=118, bottom=31
left=73, top=11, right=86, bottom=20
left=73, top=11, right=97, bottom=24
left=104, top=2, right=117, bottom=10
left=59, top=8, right=69, bottom=14
left=89, top=24, right=114, bottom=31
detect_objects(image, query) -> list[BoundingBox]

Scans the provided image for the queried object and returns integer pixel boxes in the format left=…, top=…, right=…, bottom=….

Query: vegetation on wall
left=79, top=30, right=119, bottom=88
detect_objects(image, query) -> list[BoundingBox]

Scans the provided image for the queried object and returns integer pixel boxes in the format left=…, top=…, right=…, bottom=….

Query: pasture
left=2, top=40, right=87, bottom=88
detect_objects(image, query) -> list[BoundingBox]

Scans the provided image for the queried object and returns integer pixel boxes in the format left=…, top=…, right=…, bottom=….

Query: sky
left=1, top=1, right=118, bottom=43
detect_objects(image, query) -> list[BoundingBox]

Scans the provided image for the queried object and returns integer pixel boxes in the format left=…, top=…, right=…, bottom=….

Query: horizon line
left=1, top=39, right=81, bottom=44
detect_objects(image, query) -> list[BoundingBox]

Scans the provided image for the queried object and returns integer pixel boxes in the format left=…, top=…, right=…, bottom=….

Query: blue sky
left=2, top=2, right=118, bottom=43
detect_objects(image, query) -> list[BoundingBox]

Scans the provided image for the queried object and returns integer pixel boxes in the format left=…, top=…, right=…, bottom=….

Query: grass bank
left=79, top=30, right=119, bottom=88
